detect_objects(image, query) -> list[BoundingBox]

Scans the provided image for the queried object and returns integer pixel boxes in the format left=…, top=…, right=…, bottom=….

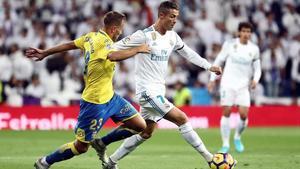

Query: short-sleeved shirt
left=74, top=30, right=115, bottom=104
left=114, top=25, right=185, bottom=96
left=213, top=38, right=260, bottom=89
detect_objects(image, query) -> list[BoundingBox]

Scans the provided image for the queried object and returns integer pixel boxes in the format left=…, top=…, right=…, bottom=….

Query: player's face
left=112, top=20, right=125, bottom=41
left=239, top=27, right=251, bottom=43
left=161, top=9, right=179, bottom=30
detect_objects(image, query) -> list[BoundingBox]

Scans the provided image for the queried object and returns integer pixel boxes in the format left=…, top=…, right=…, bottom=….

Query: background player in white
left=91, top=1, right=230, bottom=169
left=208, top=22, right=262, bottom=153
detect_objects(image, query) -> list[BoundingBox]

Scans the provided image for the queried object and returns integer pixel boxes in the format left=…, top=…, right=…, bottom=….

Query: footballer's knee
left=132, top=120, right=147, bottom=133
left=124, top=116, right=146, bottom=133
left=140, top=132, right=152, bottom=139
left=74, top=140, right=89, bottom=154
left=240, top=114, right=248, bottom=120
left=222, top=106, right=231, bottom=117
left=134, top=124, right=146, bottom=133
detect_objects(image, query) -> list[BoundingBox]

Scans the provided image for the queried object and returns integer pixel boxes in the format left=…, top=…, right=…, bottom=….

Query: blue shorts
left=74, top=94, right=138, bottom=143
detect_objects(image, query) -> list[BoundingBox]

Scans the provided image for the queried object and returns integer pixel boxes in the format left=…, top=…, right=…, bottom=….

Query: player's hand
left=209, top=66, right=222, bottom=75
left=207, top=81, right=215, bottom=93
left=137, top=44, right=151, bottom=53
left=250, top=80, right=257, bottom=89
left=25, top=47, right=47, bottom=61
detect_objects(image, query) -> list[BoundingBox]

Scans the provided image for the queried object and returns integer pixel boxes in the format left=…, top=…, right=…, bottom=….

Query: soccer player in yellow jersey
left=26, top=11, right=150, bottom=169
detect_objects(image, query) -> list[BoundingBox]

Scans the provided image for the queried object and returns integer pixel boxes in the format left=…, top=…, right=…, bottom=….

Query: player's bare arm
left=25, top=41, right=77, bottom=61
left=108, top=44, right=150, bottom=61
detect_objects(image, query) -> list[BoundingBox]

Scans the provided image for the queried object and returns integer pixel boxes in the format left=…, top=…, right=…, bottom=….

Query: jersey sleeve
left=174, top=32, right=184, bottom=50
left=73, top=34, right=86, bottom=50
left=114, top=30, right=146, bottom=50
left=252, top=46, right=261, bottom=83
left=209, top=41, right=230, bottom=81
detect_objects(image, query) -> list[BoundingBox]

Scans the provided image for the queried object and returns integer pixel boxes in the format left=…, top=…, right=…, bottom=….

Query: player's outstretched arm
left=25, top=41, right=78, bottom=61
left=108, top=44, right=150, bottom=61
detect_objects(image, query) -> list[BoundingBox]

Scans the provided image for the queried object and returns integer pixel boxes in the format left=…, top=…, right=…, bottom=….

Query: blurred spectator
left=0, top=0, right=299, bottom=106
left=173, top=78, right=191, bottom=107
left=10, top=44, right=33, bottom=83
left=261, top=38, right=286, bottom=97
left=291, top=50, right=300, bottom=102
left=5, top=76, right=24, bottom=107
left=24, top=74, right=45, bottom=105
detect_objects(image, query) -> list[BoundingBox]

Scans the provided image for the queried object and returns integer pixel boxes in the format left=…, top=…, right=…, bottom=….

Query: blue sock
left=101, top=126, right=137, bottom=145
left=45, top=141, right=80, bottom=165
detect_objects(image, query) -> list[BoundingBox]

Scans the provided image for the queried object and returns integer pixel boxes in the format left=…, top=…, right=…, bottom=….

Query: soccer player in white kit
left=208, top=22, right=262, bottom=153
left=91, top=1, right=230, bottom=169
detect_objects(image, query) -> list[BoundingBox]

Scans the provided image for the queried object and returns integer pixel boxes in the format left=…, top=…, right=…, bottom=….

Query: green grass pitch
left=0, top=128, right=299, bottom=169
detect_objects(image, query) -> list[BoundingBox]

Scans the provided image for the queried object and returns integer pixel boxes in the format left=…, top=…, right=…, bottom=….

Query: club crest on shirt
left=169, top=40, right=174, bottom=46
left=122, top=36, right=131, bottom=44
left=234, top=44, right=237, bottom=52
left=151, top=32, right=156, bottom=40
left=84, top=36, right=90, bottom=42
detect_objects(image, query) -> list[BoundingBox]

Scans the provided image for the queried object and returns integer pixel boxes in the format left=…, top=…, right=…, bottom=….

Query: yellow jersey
left=74, top=30, right=115, bottom=104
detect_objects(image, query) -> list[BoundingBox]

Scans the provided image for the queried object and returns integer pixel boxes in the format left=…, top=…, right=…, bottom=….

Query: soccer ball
left=209, top=153, right=236, bottom=169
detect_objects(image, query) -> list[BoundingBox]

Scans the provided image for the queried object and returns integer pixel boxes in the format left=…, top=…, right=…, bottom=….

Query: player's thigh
left=109, top=94, right=140, bottom=124
left=235, top=88, right=250, bottom=107
left=220, top=87, right=235, bottom=107
left=138, top=91, right=174, bottom=122
left=75, top=99, right=107, bottom=143
left=122, top=114, right=146, bottom=132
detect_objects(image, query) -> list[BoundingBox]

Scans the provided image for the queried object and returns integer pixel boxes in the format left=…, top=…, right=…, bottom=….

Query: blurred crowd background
left=0, top=0, right=299, bottom=107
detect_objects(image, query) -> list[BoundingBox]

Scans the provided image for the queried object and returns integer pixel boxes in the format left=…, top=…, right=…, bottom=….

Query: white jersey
left=114, top=25, right=211, bottom=95
left=211, top=38, right=261, bottom=89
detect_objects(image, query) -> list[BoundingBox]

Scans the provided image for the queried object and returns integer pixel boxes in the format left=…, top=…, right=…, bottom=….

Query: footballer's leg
left=34, top=140, right=88, bottom=169
left=164, top=107, right=213, bottom=162
left=91, top=115, right=146, bottom=166
left=219, top=106, right=231, bottom=153
left=34, top=99, right=103, bottom=168
left=234, top=106, right=248, bottom=152
left=106, top=120, right=156, bottom=168
left=91, top=94, right=146, bottom=167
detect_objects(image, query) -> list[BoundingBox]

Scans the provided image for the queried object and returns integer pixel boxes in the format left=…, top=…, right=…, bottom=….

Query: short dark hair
left=103, top=11, right=126, bottom=27
left=238, top=22, right=253, bottom=32
left=158, top=1, right=179, bottom=15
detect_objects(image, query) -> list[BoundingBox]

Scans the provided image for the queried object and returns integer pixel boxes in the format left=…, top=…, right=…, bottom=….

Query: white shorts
left=220, top=87, right=250, bottom=107
left=137, top=91, right=174, bottom=122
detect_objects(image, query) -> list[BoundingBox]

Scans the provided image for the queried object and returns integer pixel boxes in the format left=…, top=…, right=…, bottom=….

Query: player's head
left=103, top=11, right=126, bottom=41
left=157, top=1, right=179, bottom=30
left=237, top=22, right=253, bottom=42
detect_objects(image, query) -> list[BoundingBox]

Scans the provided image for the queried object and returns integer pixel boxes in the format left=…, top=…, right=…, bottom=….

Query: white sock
left=234, top=118, right=248, bottom=140
left=179, top=122, right=213, bottom=162
left=110, top=134, right=145, bottom=163
left=41, top=157, right=49, bottom=166
left=220, top=116, right=230, bottom=147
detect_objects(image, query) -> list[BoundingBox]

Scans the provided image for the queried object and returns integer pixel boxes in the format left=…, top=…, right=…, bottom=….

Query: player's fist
left=137, top=44, right=151, bottom=53
left=25, top=47, right=47, bottom=61
left=209, top=66, right=222, bottom=75
left=250, top=80, right=257, bottom=89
